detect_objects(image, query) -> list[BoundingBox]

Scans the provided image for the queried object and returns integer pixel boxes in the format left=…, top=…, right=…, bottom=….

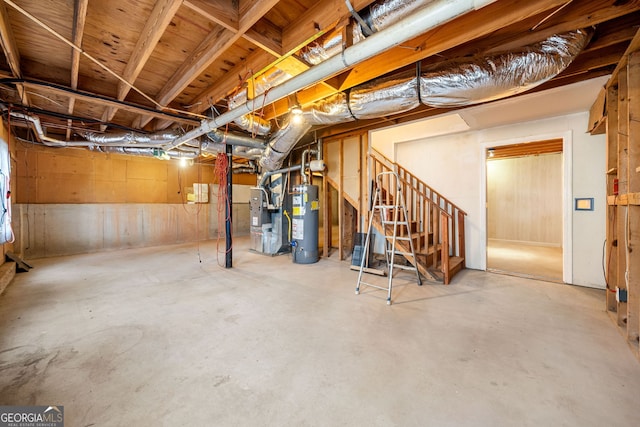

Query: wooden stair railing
left=369, top=149, right=467, bottom=284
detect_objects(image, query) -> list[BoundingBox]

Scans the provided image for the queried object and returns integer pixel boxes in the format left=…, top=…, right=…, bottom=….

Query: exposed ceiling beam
left=17, top=80, right=200, bottom=125
left=282, top=0, right=375, bottom=53
left=243, top=21, right=282, bottom=57
left=337, top=0, right=569, bottom=90
left=66, top=0, right=88, bottom=139
left=135, top=0, right=280, bottom=129
left=101, top=0, right=182, bottom=128
left=189, top=49, right=274, bottom=114
left=608, top=27, right=640, bottom=88
left=186, top=0, right=282, bottom=55
left=583, top=13, right=640, bottom=53
left=183, top=0, right=238, bottom=32
left=266, top=0, right=568, bottom=121
left=483, top=0, right=640, bottom=54
left=0, top=0, right=27, bottom=104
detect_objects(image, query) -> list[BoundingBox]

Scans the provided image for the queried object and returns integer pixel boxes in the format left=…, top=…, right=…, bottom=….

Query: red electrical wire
left=213, top=140, right=232, bottom=267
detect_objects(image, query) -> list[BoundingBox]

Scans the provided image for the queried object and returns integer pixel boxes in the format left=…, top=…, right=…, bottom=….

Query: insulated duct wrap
left=259, top=118, right=312, bottom=171
left=299, top=27, right=344, bottom=65
left=227, top=90, right=272, bottom=135
left=353, top=0, right=432, bottom=43
left=200, top=141, right=263, bottom=160
left=303, top=92, right=354, bottom=126
left=89, top=146, right=196, bottom=159
left=82, top=130, right=180, bottom=144
left=253, top=68, right=293, bottom=96
left=349, top=72, right=419, bottom=119
left=206, top=129, right=267, bottom=149
left=419, top=29, right=592, bottom=107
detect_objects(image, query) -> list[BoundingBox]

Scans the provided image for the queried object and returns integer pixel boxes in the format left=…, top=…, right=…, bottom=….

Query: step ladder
left=355, top=171, right=422, bottom=305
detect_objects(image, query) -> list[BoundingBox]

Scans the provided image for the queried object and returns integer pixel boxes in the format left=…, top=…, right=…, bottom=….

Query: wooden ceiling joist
left=66, top=0, right=88, bottom=139
left=0, top=0, right=638, bottom=141
left=135, top=0, right=280, bottom=129
left=183, top=0, right=239, bottom=33
left=100, top=0, right=182, bottom=128
left=0, top=0, right=27, bottom=104
left=18, top=80, right=199, bottom=126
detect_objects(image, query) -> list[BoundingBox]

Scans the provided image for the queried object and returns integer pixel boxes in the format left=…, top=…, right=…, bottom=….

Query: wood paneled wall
left=487, top=153, right=562, bottom=245
left=14, top=144, right=255, bottom=204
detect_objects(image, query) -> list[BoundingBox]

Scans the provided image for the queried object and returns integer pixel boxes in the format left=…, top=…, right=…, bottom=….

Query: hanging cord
left=195, top=146, right=203, bottom=263
left=213, top=131, right=232, bottom=267
left=605, top=206, right=617, bottom=292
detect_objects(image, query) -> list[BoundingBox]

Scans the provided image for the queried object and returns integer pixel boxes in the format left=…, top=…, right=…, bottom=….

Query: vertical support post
left=617, top=68, right=629, bottom=327
left=225, top=143, right=233, bottom=268
left=441, top=214, right=450, bottom=284
left=458, top=210, right=466, bottom=268
left=323, top=140, right=330, bottom=259
left=607, top=83, right=619, bottom=313
left=338, top=138, right=344, bottom=260
left=626, top=52, right=640, bottom=345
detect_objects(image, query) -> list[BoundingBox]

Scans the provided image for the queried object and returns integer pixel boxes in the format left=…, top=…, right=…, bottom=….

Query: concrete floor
left=488, top=239, right=563, bottom=282
left=1, top=237, right=639, bottom=426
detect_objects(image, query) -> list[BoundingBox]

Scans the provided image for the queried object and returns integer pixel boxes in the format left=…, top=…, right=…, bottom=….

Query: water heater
left=291, top=184, right=319, bottom=264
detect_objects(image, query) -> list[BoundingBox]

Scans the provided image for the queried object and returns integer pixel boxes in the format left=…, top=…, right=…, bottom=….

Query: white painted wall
left=371, top=112, right=606, bottom=288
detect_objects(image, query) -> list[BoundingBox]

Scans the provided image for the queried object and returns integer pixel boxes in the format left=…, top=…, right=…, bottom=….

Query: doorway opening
left=486, top=139, right=563, bottom=282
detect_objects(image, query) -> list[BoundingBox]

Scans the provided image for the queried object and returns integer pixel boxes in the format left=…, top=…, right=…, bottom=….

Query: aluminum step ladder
left=356, top=171, right=422, bottom=305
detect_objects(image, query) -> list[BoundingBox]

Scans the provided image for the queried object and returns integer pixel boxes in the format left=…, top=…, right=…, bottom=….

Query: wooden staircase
left=369, top=149, right=467, bottom=284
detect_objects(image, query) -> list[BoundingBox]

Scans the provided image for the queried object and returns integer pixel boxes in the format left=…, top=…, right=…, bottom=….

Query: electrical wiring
left=605, top=205, right=617, bottom=292
left=213, top=138, right=232, bottom=267
left=0, top=78, right=201, bottom=124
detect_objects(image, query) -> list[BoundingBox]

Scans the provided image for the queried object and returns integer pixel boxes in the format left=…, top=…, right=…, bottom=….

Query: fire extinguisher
left=613, top=178, right=619, bottom=196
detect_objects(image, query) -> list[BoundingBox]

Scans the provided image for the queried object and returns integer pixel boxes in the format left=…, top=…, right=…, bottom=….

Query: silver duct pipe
left=259, top=117, right=312, bottom=171
left=166, top=0, right=496, bottom=151
left=228, top=90, right=272, bottom=136
left=301, top=148, right=318, bottom=184
left=419, top=29, right=591, bottom=107
left=200, top=141, right=263, bottom=160
left=353, top=0, right=432, bottom=43
left=7, top=111, right=65, bottom=146
left=303, top=92, right=354, bottom=126
left=89, top=146, right=197, bottom=159
left=300, top=1, right=431, bottom=65
left=206, top=129, right=267, bottom=149
left=81, top=130, right=180, bottom=144
left=259, top=164, right=303, bottom=187
left=299, top=27, right=344, bottom=66
left=349, top=71, right=419, bottom=119
left=303, top=29, right=588, bottom=126
left=233, top=167, right=257, bottom=174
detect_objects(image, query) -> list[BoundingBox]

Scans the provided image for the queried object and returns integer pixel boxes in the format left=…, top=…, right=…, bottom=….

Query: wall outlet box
left=616, top=288, right=628, bottom=303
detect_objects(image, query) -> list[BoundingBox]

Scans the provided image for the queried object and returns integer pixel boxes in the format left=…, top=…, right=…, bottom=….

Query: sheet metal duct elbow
left=259, top=118, right=312, bottom=171
left=419, top=29, right=592, bottom=107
